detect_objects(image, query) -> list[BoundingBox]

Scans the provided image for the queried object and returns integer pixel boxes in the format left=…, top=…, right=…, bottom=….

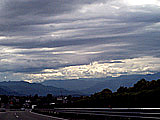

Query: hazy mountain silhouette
left=81, top=73, right=160, bottom=94
left=41, top=73, right=160, bottom=94
left=1, top=73, right=159, bottom=96
left=0, top=81, right=80, bottom=96
left=42, top=78, right=102, bottom=91
left=0, top=86, right=21, bottom=95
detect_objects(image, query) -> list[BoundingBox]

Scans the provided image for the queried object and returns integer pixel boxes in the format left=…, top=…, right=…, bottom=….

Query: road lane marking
left=14, top=112, right=19, bottom=118
left=30, top=111, right=68, bottom=120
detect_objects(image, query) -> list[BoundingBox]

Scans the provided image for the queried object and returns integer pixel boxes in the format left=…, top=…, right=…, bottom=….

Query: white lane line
left=14, top=112, right=19, bottom=118
left=30, top=111, right=68, bottom=120
left=55, top=108, right=160, bottom=110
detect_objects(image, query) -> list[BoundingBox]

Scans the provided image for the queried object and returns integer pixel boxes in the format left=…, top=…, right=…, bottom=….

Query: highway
left=0, top=111, right=67, bottom=120
left=2, top=108, right=160, bottom=120
left=53, top=108, right=160, bottom=119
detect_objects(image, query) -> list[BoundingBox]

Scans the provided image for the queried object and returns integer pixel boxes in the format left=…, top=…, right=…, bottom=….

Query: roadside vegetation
left=65, top=78, right=160, bottom=108
left=1, top=78, right=160, bottom=109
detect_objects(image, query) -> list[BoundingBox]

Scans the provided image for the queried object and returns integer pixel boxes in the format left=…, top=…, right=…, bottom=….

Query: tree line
left=65, top=78, right=160, bottom=108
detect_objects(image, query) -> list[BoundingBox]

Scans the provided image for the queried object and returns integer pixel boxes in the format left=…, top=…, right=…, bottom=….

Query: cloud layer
left=0, top=0, right=160, bottom=82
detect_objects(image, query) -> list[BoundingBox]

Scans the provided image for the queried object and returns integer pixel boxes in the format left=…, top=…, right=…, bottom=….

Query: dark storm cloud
left=0, top=58, right=87, bottom=74
left=0, top=0, right=99, bottom=38
left=3, top=0, right=72, bottom=17
left=0, top=36, right=119, bottom=48
left=0, top=0, right=160, bottom=81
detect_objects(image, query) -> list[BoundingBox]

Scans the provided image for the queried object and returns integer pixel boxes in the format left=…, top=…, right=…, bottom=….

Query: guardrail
left=33, top=108, right=160, bottom=120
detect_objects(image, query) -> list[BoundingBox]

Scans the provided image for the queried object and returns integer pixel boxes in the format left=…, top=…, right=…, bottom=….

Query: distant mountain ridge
left=0, top=81, right=80, bottom=96
left=0, top=73, right=159, bottom=96
left=81, top=73, right=160, bottom=94
left=41, top=78, right=102, bottom=91
left=0, top=86, right=21, bottom=96
left=41, top=73, right=160, bottom=94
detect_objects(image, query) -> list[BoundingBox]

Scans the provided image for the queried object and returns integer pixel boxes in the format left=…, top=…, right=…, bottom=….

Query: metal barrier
left=33, top=108, right=160, bottom=120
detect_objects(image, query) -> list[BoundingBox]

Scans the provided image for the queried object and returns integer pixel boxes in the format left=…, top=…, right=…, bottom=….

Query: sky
left=0, top=0, right=160, bottom=82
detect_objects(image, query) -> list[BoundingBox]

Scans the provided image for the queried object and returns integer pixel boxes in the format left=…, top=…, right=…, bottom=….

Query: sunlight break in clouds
left=123, top=0, right=160, bottom=6
left=0, top=36, right=6, bottom=40
left=25, top=56, right=160, bottom=82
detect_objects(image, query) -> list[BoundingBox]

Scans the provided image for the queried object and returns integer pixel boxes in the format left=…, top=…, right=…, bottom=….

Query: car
left=20, top=108, right=25, bottom=111
left=0, top=108, right=6, bottom=112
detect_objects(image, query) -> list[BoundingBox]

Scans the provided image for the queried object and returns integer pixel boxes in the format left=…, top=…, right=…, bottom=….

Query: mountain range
left=42, top=73, right=160, bottom=94
left=0, top=73, right=159, bottom=96
left=0, top=81, right=80, bottom=96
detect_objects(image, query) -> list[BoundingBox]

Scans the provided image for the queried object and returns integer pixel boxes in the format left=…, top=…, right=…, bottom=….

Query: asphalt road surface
left=0, top=111, right=67, bottom=120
